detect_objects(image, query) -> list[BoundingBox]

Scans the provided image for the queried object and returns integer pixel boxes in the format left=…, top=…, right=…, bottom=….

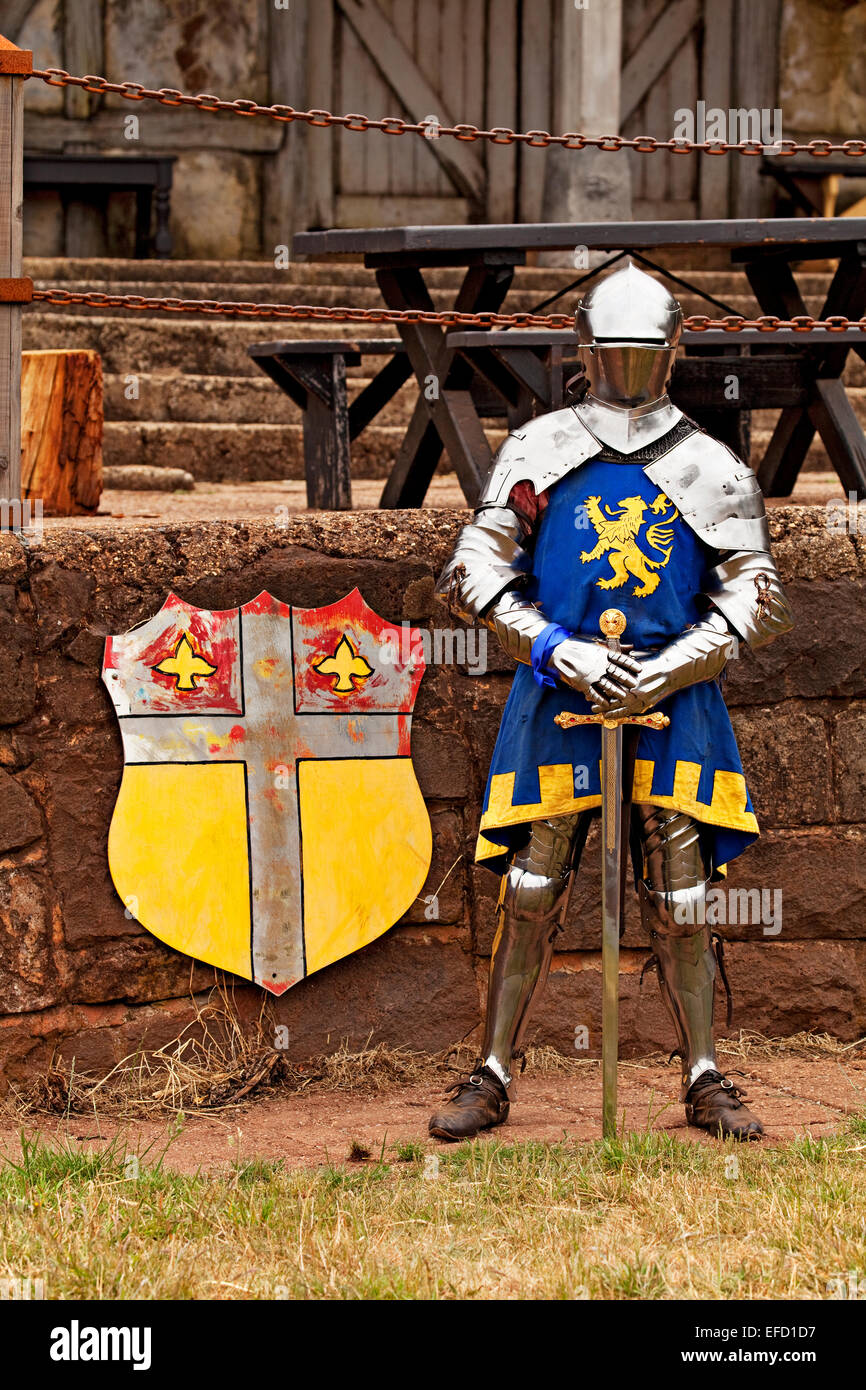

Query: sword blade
left=601, top=718, right=623, bottom=1141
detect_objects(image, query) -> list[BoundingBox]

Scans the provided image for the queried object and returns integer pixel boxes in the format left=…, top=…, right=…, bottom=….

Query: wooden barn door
left=621, top=0, right=781, bottom=221
left=307, top=0, right=556, bottom=229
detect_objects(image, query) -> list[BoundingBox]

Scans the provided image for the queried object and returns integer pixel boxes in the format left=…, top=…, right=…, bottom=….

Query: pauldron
left=436, top=407, right=793, bottom=650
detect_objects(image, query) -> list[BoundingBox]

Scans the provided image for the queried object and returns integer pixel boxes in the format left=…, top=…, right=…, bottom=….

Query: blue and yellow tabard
left=477, top=457, right=758, bottom=874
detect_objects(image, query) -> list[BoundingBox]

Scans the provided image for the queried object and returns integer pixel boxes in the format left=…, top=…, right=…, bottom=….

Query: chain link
left=27, top=68, right=866, bottom=157
left=28, top=287, right=866, bottom=332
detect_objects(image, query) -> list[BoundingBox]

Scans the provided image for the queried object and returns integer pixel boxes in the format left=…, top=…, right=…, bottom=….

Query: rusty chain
left=26, top=67, right=866, bottom=157
left=28, top=288, right=866, bottom=332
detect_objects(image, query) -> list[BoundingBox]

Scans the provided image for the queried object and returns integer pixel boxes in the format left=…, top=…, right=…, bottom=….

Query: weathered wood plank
left=23, top=109, right=284, bottom=153
left=699, top=0, right=734, bottom=219
left=263, top=0, right=309, bottom=250
left=295, top=217, right=866, bottom=256
left=2, top=2, right=37, bottom=42
left=307, top=0, right=335, bottom=227
left=518, top=0, right=552, bottom=223
left=335, top=193, right=470, bottom=226
left=62, top=0, right=103, bottom=120
left=338, top=0, right=485, bottom=203
left=485, top=0, right=518, bottom=224
left=620, top=0, right=699, bottom=124
left=731, top=0, right=782, bottom=218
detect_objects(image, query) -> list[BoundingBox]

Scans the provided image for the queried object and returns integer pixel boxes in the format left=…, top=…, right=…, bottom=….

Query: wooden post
left=0, top=34, right=32, bottom=517
left=540, top=0, right=631, bottom=264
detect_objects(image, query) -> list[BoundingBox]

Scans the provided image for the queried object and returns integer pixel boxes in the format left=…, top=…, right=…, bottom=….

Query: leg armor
left=483, top=812, right=591, bottom=1090
left=635, top=805, right=717, bottom=1099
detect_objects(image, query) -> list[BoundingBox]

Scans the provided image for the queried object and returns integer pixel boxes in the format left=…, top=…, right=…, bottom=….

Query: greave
left=482, top=814, right=586, bottom=1090
left=639, top=879, right=718, bottom=1099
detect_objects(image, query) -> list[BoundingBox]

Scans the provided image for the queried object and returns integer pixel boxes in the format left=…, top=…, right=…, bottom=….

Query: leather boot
left=428, top=1065, right=510, bottom=1142
left=685, top=1069, right=763, bottom=1141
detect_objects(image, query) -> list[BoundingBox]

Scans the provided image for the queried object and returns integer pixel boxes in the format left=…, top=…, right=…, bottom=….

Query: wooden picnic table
left=292, top=218, right=866, bottom=506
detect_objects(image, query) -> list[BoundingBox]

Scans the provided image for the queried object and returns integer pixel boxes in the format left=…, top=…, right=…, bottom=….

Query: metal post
left=0, top=34, right=33, bottom=518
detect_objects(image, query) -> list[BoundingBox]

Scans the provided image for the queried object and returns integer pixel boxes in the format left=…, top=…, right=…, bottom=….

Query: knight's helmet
left=575, top=262, right=683, bottom=407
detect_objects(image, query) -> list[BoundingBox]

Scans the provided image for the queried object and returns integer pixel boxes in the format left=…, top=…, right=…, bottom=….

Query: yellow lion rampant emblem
left=580, top=491, right=679, bottom=597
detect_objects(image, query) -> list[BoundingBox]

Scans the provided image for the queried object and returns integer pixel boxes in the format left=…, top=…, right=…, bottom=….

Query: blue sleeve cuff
left=530, top=623, right=572, bottom=689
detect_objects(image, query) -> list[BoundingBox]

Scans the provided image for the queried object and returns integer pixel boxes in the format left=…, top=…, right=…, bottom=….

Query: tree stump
left=21, top=349, right=103, bottom=515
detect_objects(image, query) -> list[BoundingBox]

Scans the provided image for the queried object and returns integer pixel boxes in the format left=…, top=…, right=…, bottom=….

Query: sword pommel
left=599, top=608, right=627, bottom=640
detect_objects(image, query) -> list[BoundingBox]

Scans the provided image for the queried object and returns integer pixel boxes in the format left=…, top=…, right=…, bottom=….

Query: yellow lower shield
left=107, top=757, right=431, bottom=983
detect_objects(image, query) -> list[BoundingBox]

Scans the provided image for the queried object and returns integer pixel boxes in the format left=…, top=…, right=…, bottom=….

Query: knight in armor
left=428, top=263, right=792, bottom=1143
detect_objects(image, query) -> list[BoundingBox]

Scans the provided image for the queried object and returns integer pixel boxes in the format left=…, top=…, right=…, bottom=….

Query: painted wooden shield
left=102, top=589, right=432, bottom=993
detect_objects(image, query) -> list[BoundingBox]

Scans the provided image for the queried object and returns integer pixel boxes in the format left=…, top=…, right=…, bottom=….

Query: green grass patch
left=3, top=1119, right=866, bottom=1299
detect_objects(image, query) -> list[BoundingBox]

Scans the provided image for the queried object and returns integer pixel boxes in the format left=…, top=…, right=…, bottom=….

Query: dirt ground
left=2, top=1051, right=863, bottom=1174
left=40, top=471, right=845, bottom=530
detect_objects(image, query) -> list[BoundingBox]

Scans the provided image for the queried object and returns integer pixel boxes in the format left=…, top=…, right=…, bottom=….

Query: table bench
left=447, top=326, right=866, bottom=491
left=23, top=154, right=175, bottom=258
left=294, top=218, right=866, bottom=505
left=248, top=338, right=506, bottom=509
left=761, top=153, right=866, bottom=219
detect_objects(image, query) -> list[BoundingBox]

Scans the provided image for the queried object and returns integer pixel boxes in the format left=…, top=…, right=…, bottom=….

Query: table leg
left=374, top=260, right=515, bottom=506
left=756, top=407, right=816, bottom=495
left=379, top=397, right=445, bottom=508
left=808, top=378, right=866, bottom=495
left=348, top=353, right=414, bottom=439
left=135, top=189, right=152, bottom=259
left=746, top=248, right=866, bottom=497
left=154, top=175, right=173, bottom=259
left=284, top=355, right=352, bottom=510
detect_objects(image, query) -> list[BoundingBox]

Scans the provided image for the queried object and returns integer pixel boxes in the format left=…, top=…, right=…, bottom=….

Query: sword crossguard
left=554, top=710, right=670, bottom=731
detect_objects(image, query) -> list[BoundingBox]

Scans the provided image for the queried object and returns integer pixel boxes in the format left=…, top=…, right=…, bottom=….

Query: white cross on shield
left=102, top=588, right=432, bottom=993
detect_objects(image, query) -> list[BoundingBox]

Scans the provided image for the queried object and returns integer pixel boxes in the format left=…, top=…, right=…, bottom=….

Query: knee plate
left=501, top=815, right=581, bottom=925
left=502, top=862, right=571, bottom=925
left=638, top=877, right=708, bottom=939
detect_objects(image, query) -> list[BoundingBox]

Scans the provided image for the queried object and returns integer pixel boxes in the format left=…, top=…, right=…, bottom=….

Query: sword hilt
left=553, top=610, right=671, bottom=732
left=554, top=710, right=670, bottom=731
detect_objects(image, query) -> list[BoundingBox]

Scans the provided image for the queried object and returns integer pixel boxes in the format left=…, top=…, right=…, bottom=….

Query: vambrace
left=703, top=549, right=793, bottom=650
left=435, top=505, right=531, bottom=623
left=486, top=590, right=551, bottom=666
left=647, top=610, right=734, bottom=695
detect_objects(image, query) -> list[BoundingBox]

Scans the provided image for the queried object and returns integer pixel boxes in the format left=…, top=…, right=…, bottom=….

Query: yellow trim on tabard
left=108, top=763, right=252, bottom=979
left=299, top=757, right=432, bottom=976
left=476, top=755, right=758, bottom=862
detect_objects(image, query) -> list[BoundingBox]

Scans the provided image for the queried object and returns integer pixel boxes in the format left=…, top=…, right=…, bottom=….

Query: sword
left=554, top=609, right=670, bottom=1140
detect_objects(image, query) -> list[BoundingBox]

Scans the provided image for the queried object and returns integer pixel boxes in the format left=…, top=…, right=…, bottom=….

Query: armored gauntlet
left=594, top=610, right=733, bottom=719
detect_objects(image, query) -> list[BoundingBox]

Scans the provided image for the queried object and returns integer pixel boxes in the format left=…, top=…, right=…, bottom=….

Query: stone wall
left=1, top=505, right=865, bottom=1087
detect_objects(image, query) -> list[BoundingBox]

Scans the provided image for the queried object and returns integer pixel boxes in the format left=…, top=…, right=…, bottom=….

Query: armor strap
left=530, top=623, right=572, bottom=688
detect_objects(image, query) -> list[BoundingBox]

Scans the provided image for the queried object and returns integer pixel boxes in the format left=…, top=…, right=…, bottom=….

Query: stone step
left=102, top=413, right=835, bottom=485
left=22, top=312, right=395, bottom=375
left=104, top=371, right=866, bottom=439
left=103, top=371, right=418, bottom=427
left=26, top=311, right=866, bottom=390
left=23, top=255, right=836, bottom=300
left=102, top=419, right=516, bottom=482
left=37, top=279, right=822, bottom=321
left=24, top=256, right=571, bottom=291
